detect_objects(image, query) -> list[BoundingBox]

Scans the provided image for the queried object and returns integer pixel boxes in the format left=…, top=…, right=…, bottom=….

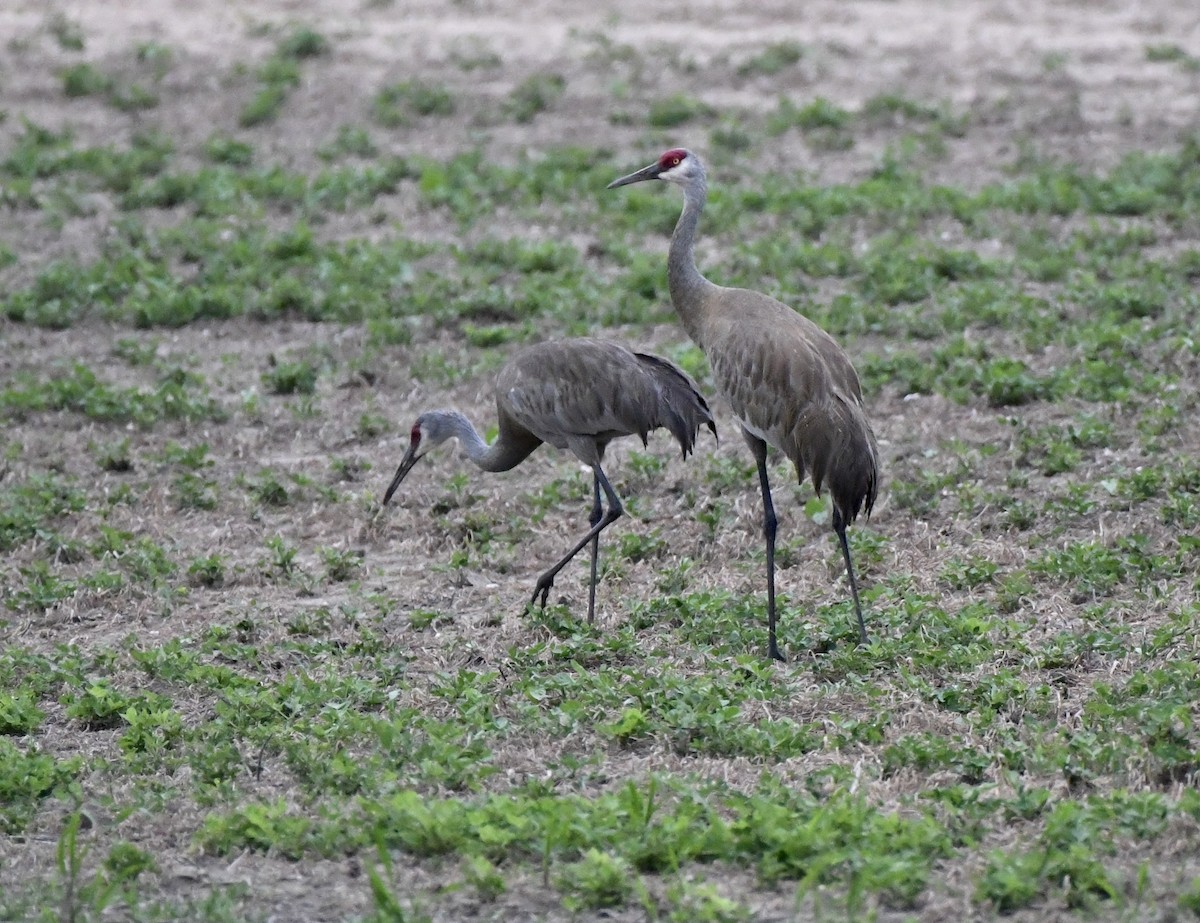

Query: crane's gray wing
left=703, top=292, right=877, bottom=513
left=632, top=351, right=717, bottom=457
left=497, top=339, right=714, bottom=463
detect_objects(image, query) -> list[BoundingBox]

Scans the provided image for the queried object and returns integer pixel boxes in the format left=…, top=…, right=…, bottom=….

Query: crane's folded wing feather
left=499, top=339, right=715, bottom=463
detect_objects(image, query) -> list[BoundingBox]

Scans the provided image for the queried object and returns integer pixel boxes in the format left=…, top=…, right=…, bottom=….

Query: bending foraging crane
left=608, top=149, right=878, bottom=661
left=382, top=337, right=716, bottom=624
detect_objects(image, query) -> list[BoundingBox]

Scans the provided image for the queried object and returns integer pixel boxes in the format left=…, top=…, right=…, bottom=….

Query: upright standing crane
left=382, top=337, right=716, bottom=625
left=608, top=149, right=878, bottom=661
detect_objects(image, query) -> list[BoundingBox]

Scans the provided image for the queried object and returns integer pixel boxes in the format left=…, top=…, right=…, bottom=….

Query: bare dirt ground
left=2, top=0, right=1199, bottom=920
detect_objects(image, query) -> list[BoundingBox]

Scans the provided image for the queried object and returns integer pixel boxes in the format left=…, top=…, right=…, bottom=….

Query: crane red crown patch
left=659, top=148, right=687, bottom=169
left=410, top=422, right=422, bottom=443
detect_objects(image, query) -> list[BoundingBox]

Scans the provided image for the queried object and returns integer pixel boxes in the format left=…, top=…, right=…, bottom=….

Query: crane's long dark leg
left=745, top=432, right=785, bottom=662
left=832, top=507, right=868, bottom=645
left=530, top=464, right=622, bottom=615
left=586, top=473, right=603, bottom=625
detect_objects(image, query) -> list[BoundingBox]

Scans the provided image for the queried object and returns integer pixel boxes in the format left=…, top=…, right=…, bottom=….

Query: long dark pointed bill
left=382, top=441, right=421, bottom=505
left=606, top=161, right=662, bottom=189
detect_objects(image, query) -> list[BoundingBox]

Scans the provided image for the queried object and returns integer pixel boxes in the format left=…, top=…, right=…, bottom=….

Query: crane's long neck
left=433, top=411, right=529, bottom=473
left=667, top=174, right=714, bottom=344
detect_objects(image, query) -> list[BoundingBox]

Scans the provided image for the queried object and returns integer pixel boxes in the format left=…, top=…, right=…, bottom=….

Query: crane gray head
left=607, top=148, right=704, bottom=189
left=382, top=412, right=459, bottom=505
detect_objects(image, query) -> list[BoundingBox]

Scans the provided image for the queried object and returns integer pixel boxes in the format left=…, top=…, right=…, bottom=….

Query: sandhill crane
left=608, top=149, right=878, bottom=661
left=382, top=337, right=716, bottom=624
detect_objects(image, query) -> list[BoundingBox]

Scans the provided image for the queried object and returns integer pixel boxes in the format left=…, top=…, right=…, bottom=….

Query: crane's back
left=497, top=339, right=715, bottom=464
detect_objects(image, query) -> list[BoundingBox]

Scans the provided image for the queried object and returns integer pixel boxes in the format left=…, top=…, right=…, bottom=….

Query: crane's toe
left=529, top=579, right=553, bottom=611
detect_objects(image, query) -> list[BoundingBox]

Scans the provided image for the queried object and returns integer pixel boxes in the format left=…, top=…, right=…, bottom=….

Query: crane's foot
left=854, top=611, right=870, bottom=647
left=768, top=641, right=787, bottom=663
left=529, top=579, right=553, bottom=612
